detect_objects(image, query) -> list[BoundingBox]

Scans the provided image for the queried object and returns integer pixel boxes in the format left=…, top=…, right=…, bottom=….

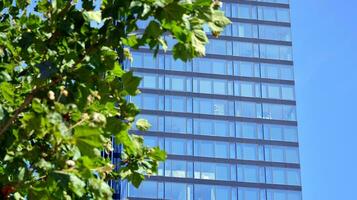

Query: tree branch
left=0, top=39, right=106, bottom=137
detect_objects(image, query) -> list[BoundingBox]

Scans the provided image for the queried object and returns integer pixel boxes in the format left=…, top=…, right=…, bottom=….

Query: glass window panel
left=236, top=122, right=263, bottom=139
left=206, top=39, right=232, bottom=55
left=238, top=165, right=265, bottom=183
left=165, top=138, right=192, bottom=155
left=165, top=116, right=192, bottom=134
left=194, top=185, right=214, bottom=200
left=128, top=181, right=163, bottom=199
left=138, top=73, right=164, bottom=89
left=281, top=86, right=295, bottom=100
left=194, top=119, right=235, bottom=137
left=237, top=144, right=264, bottom=161
left=286, top=170, right=301, bottom=186
left=232, top=4, right=257, bottom=19
left=235, top=81, right=261, bottom=98
left=232, top=22, right=258, bottom=38
left=234, top=61, right=260, bottom=77
left=233, top=42, right=259, bottom=57
left=165, top=182, right=193, bottom=200
left=259, top=25, right=292, bottom=41
left=238, top=187, right=266, bottom=200
left=165, top=55, right=192, bottom=72
left=235, top=101, right=262, bottom=118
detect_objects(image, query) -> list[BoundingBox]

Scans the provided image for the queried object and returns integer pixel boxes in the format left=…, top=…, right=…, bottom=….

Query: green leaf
left=0, top=82, right=15, bottom=104
left=83, top=11, right=102, bottom=23
left=32, top=98, right=44, bottom=113
left=74, top=126, right=103, bottom=156
left=136, top=118, right=151, bottom=131
left=131, top=173, right=145, bottom=188
left=122, top=71, right=141, bottom=96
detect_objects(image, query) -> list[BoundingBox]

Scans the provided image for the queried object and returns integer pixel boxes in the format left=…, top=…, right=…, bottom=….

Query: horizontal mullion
left=112, top=152, right=299, bottom=168
left=228, top=17, right=291, bottom=27
left=147, top=176, right=302, bottom=191
left=135, top=48, right=294, bottom=65
left=131, top=130, right=299, bottom=147
left=138, top=88, right=296, bottom=105
left=222, top=0, right=290, bottom=8
left=207, top=35, right=292, bottom=46
left=140, top=110, right=298, bottom=126
left=132, top=67, right=295, bottom=85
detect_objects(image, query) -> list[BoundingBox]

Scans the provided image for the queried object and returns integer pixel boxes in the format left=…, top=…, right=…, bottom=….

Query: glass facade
left=113, top=0, right=302, bottom=199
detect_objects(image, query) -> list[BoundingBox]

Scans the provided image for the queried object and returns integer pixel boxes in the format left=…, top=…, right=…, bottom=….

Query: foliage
left=0, top=0, right=230, bottom=199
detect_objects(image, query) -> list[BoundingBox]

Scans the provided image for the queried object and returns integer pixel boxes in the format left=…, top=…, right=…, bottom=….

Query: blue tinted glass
left=194, top=185, right=214, bottom=200
left=165, top=182, right=192, bottom=200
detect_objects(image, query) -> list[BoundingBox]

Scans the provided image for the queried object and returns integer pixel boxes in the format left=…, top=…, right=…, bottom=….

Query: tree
left=0, top=0, right=230, bottom=199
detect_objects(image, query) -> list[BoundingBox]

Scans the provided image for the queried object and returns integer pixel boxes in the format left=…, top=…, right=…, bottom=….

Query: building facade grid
left=113, top=0, right=302, bottom=199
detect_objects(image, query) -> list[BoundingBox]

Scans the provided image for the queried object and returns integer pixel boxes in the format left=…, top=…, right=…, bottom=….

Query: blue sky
left=291, top=0, right=357, bottom=199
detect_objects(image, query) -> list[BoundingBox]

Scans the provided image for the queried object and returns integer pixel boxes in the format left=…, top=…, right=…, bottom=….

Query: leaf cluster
left=0, top=0, right=230, bottom=199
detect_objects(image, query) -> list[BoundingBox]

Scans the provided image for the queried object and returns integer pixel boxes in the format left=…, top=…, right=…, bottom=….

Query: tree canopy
left=0, top=0, right=230, bottom=199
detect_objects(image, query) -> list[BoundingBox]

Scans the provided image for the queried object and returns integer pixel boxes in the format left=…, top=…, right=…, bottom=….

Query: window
left=258, top=0, right=289, bottom=4
left=232, top=22, right=258, bottom=38
left=265, top=146, right=300, bottom=163
left=258, top=6, right=290, bottom=22
left=236, top=143, right=264, bottom=161
left=131, top=93, right=164, bottom=110
left=233, top=61, right=260, bottom=77
left=165, top=95, right=192, bottom=113
left=266, top=167, right=301, bottom=186
left=131, top=52, right=165, bottom=69
left=235, top=101, right=262, bottom=118
left=261, top=63, right=294, bottom=80
left=262, top=103, right=297, bottom=121
left=233, top=42, right=259, bottom=57
left=259, top=25, right=292, bottom=41
left=236, top=122, right=263, bottom=139
left=234, top=81, right=261, bottom=98
left=193, top=78, right=234, bottom=95
left=194, top=119, right=235, bottom=137
left=193, top=58, right=233, bottom=75
left=194, top=185, right=237, bottom=200
left=165, top=182, right=193, bottom=200
left=165, top=75, right=192, bottom=92
left=238, top=187, right=266, bottom=200
left=194, top=140, right=235, bottom=159
left=165, top=160, right=193, bottom=178
left=128, top=181, right=163, bottom=199
left=206, top=39, right=232, bottom=55
left=194, top=162, right=236, bottom=181
left=143, top=136, right=164, bottom=149
left=137, top=73, right=164, bottom=89
left=193, top=98, right=234, bottom=116
left=267, top=190, right=302, bottom=200
left=262, top=83, right=295, bottom=100
left=237, top=165, right=265, bottom=183
left=231, top=4, right=257, bottom=19
left=165, top=55, right=192, bottom=72
left=165, top=116, right=192, bottom=134
left=264, top=125, right=299, bottom=142
left=165, top=138, right=193, bottom=156
left=260, top=44, right=293, bottom=61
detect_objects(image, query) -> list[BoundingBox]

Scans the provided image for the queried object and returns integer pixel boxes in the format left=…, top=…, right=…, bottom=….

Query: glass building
left=113, top=0, right=302, bottom=199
